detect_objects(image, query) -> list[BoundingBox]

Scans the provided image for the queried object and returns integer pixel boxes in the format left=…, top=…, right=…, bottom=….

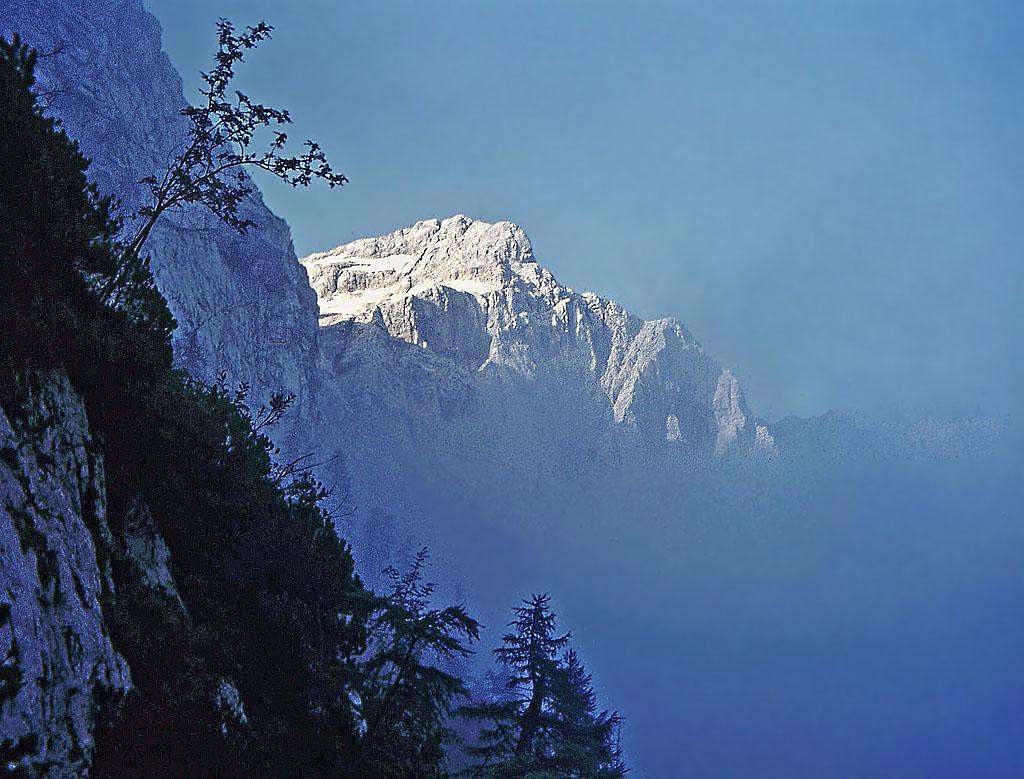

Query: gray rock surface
left=0, top=373, right=131, bottom=775
left=304, top=214, right=766, bottom=455
left=1, top=0, right=321, bottom=449
left=301, top=216, right=776, bottom=586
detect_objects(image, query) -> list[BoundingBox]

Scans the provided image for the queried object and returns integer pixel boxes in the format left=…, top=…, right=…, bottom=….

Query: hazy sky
left=149, top=0, right=1023, bottom=421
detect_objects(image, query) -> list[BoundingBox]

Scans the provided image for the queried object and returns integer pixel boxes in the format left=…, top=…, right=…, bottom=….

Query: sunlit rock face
left=303, top=214, right=764, bottom=455
left=3, top=1, right=771, bottom=547
left=0, top=373, right=131, bottom=775
left=299, top=216, right=777, bottom=586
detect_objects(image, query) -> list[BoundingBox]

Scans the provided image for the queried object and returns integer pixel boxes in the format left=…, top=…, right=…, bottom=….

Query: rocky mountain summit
left=304, top=215, right=773, bottom=457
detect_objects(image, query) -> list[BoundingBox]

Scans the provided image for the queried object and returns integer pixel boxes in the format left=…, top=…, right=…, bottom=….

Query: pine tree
left=461, top=593, right=568, bottom=775
left=548, top=651, right=625, bottom=777
left=357, top=549, right=480, bottom=776
left=0, top=33, right=173, bottom=380
left=502, top=594, right=570, bottom=770
left=1, top=31, right=176, bottom=398
left=461, top=595, right=626, bottom=777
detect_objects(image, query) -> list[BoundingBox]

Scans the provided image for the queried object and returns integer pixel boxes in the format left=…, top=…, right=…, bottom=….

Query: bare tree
left=108, top=19, right=346, bottom=299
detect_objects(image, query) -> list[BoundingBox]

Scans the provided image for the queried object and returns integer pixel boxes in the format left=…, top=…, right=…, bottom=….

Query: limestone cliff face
left=0, top=368, right=244, bottom=775
left=303, top=215, right=766, bottom=455
left=0, top=373, right=131, bottom=774
left=1, top=2, right=281, bottom=769
left=1, top=0, right=322, bottom=449
left=300, top=217, right=776, bottom=586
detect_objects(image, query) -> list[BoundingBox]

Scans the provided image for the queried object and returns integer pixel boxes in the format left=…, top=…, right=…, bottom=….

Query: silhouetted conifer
left=461, top=594, right=626, bottom=777
left=356, top=549, right=480, bottom=776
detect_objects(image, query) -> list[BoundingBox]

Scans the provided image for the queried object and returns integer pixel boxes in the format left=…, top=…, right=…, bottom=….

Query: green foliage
left=355, top=549, right=480, bottom=776
left=1, top=35, right=157, bottom=377
left=461, top=595, right=626, bottom=777
left=0, top=33, right=176, bottom=412
left=548, top=651, right=625, bottom=778
left=95, top=375, right=372, bottom=775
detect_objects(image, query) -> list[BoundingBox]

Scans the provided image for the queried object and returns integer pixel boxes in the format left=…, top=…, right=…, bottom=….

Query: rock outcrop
left=300, top=216, right=777, bottom=587
left=0, top=373, right=131, bottom=774
left=1, top=2, right=305, bottom=769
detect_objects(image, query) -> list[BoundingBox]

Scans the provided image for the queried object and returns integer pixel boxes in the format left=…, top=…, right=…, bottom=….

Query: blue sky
left=148, top=0, right=1024, bottom=421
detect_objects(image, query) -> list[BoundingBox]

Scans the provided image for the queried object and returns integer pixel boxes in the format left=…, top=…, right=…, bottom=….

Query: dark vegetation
left=0, top=27, right=625, bottom=777
left=461, top=595, right=625, bottom=777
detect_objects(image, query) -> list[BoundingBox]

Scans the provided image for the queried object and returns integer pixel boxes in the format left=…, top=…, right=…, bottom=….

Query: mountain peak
left=303, top=216, right=766, bottom=456
left=302, top=215, right=540, bottom=324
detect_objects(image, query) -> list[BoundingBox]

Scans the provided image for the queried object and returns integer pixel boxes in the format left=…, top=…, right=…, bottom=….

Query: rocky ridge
left=304, top=215, right=772, bottom=456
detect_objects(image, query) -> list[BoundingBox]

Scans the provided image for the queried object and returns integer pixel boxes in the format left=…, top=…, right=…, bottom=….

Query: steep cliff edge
left=0, top=372, right=202, bottom=775
left=0, top=7, right=362, bottom=770
left=0, top=0, right=322, bottom=450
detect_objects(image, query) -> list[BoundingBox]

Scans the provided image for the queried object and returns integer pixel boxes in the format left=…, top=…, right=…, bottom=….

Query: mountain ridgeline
left=304, top=214, right=773, bottom=457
